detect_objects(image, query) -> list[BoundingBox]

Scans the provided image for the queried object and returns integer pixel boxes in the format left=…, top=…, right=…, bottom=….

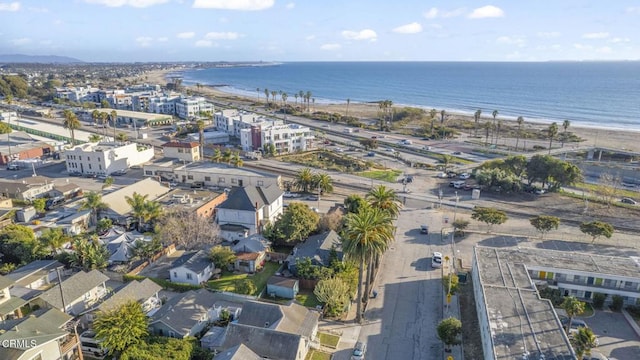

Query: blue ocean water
left=179, top=62, right=640, bottom=129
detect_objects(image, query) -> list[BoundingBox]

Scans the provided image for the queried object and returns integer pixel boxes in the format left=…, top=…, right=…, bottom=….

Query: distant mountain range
left=0, top=54, right=84, bottom=64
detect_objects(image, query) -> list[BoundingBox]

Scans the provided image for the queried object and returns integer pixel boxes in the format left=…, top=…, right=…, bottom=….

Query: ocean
left=178, top=62, right=640, bottom=129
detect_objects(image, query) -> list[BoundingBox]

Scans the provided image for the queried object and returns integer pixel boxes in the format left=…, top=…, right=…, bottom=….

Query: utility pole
left=56, top=267, right=68, bottom=314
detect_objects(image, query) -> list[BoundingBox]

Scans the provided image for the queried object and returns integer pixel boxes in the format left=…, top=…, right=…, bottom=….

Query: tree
left=342, top=207, right=394, bottom=323
left=97, top=218, right=113, bottom=234
left=294, top=168, right=315, bottom=193
left=561, top=296, right=585, bottom=335
left=235, top=279, right=257, bottom=295
left=495, top=120, right=503, bottom=146
left=440, top=110, right=446, bottom=139
left=63, top=109, right=81, bottom=145
left=313, top=173, right=334, bottom=198
left=571, top=327, right=598, bottom=359
left=196, top=119, right=205, bottom=161
left=547, top=122, right=559, bottom=154
left=442, top=273, right=460, bottom=295
left=473, top=109, right=481, bottom=137
left=130, top=238, right=162, bottom=263
left=157, top=211, right=221, bottom=250
left=231, top=151, right=244, bottom=168
left=0, top=224, right=46, bottom=265
left=319, top=211, right=344, bottom=233
left=515, top=116, right=524, bottom=151
left=359, top=138, right=378, bottom=150
left=483, top=121, right=492, bottom=146
left=345, top=98, right=350, bottom=117
left=94, top=301, right=149, bottom=356
left=314, top=277, right=351, bottom=317
left=116, top=132, right=128, bottom=143
left=491, top=110, right=499, bottom=143
left=264, top=202, right=320, bottom=245
left=580, top=221, right=614, bottom=243
left=441, top=154, right=453, bottom=173
left=471, top=207, right=508, bottom=230
left=211, top=147, right=222, bottom=163
left=562, top=119, right=571, bottom=148
left=80, top=191, right=108, bottom=226
left=222, top=148, right=232, bottom=164
left=597, top=173, right=622, bottom=208
left=452, top=219, right=469, bottom=237
left=32, top=198, right=46, bottom=214
left=366, top=185, right=401, bottom=219
left=39, top=227, right=69, bottom=256
left=103, top=176, right=114, bottom=189
left=529, top=215, right=560, bottom=239
left=71, top=235, right=109, bottom=270
left=209, top=246, right=236, bottom=270
left=344, top=194, right=368, bottom=214
left=437, top=317, right=462, bottom=350
left=125, top=193, right=163, bottom=231
left=89, top=134, right=102, bottom=142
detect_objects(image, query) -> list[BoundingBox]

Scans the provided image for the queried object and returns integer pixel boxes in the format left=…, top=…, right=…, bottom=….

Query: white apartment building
left=175, top=97, right=214, bottom=120
left=148, top=95, right=179, bottom=115
left=162, top=141, right=200, bottom=162
left=261, top=123, right=313, bottom=153
left=64, top=142, right=154, bottom=176
left=215, top=109, right=267, bottom=137
left=55, top=86, right=99, bottom=102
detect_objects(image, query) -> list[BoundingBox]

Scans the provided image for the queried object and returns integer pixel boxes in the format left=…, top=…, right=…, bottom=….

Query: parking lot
left=580, top=310, right=640, bottom=359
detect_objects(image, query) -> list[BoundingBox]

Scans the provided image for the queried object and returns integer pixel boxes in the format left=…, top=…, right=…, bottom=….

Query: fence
left=126, top=243, right=176, bottom=276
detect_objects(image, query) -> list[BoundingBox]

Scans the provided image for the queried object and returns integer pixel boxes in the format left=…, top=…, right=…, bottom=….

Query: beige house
left=0, top=176, right=55, bottom=201
left=162, top=141, right=200, bottom=162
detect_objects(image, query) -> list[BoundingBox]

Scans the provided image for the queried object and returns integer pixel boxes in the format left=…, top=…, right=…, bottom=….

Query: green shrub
left=592, top=293, right=606, bottom=309
left=122, top=274, right=201, bottom=292
left=611, top=295, right=624, bottom=311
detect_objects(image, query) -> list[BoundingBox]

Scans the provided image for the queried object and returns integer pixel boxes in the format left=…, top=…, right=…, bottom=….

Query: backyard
left=207, top=262, right=280, bottom=295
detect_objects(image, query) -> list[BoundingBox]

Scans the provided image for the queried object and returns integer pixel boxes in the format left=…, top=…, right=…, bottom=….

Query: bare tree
left=597, top=173, right=621, bottom=208
left=318, top=211, right=344, bottom=232
left=157, top=211, right=221, bottom=250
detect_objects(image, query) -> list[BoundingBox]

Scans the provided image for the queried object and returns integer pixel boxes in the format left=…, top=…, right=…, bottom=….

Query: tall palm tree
left=211, top=148, right=222, bottom=163
left=562, top=119, right=571, bottom=148
left=125, top=192, right=149, bottom=231
left=63, top=109, right=81, bottom=146
left=110, top=110, right=118, bottom=141
left=91, top=109, right=100, bottom=126
left=142, top=200, right=163, bottom=228
left=495, top=120, right=503, bottom=146
left=80, top=191, right=109, bottom=226
left=473, top=109, right=482, bottom=137
left=342, top=207, right=394, bottom=323
left=548, top=122, right=559, bottom=154
left=222, top=148, right=232, bottom=164
left=256, top=88, right=260, bottom=103
left=440, top=110, right=446, bottom=139
left=366, top=185, right=402, bottom=219
left=264, top=88, right=270, bottom=105
left=294, top=168, right=314, bottom=193
left=491, top=110, right=499, bottom=144
left=571, top=327, right=598, bottom=359
left=305, top=91, right=312, bottom=112
left=196, top=119, right=205, bottom=161
left=515, top=116, right=524, bottom=151
left=270, top=90, right=277, bottom=105
left=561, top=296, right=585, bottom=335
left=483, top=121, right=492, bottom=146
left=345, top=98, right=351, bottom=117
left=294, top=93, right=299, bottom=106
left=100, top=112, right=109, bottom=138
left=281, top=92, right=288, bottom=109
left=312, top=173, right=334, bottom=199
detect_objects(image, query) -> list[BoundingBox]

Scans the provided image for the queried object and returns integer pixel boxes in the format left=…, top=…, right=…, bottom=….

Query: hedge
left=123, top=274, right=202, bottom=292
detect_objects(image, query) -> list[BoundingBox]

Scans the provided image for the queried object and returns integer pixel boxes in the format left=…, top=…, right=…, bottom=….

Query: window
left=218, top=178, right=225, bottom=183
left=187, top=175, right=193, bottom=180
left=79, top=156, right=82, bottom=160
left=145, top=170, right=153, bottom=175
left=178, top=148, right=184, bottom=153
left=231, top=179, right=237, bottom=184
left=87, top=157, right=90, bottom=161
left=257, top=181, right=264, bottom=186
left=173, top=271, right=177, bottom=278
left=186, top=273, right=193, bottom=280
left=88, top=164, right=92, bottom=170
left=205, top=176, right=211, bottom=182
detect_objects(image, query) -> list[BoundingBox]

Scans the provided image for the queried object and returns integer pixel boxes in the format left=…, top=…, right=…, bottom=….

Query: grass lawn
left=296, top=290, right=322, bottom=308
left=318, top=332, right=341, bottom=348
left=208, top=262, right=280, bottom=295
left=358, top=169, right=402, bottom=183
left=305, top=349, right=332, bottom=360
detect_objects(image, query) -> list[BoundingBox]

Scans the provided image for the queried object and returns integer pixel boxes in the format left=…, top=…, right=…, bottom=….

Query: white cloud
left=205, top=31, right=241, bottom=40
left=136, top=36, right=154, bottom=47
left=423, top=7, right=438, bottom=19
left=285, top=2, right=294, bottom=9
left=157, top=37, right=168, bottom=42
left=610, top=37, right=631, bottom=43
left=506, top=51, right=522, bottom=60
left=582, top=32, right=609, bottom=39
left=192, top=0, right=274, bottom=11
left=393, top=22, right=422, bottom=34
left=195, top=40, right=213, bottom=47
left=0, top=2, right=20, bottom=11
left=177, top=31, right=196, bottom=39
left=28, top=6, right=48, bottom=12
left=442, top=8, right=466, bottom=18
left=537, top=31, right=560, bottom=38
left=429, top=24, right=443, bottom=30
left=468, top=5, right=504, bottom=19
left=573, top=43, right=593, bottom=50
left=11, top=38, right=31, bottom=45
left=84, top=0, right=168, bottom=7
left=496, top=36, right=525, bottom=47
left=626, top=6, right=640, bottom=14
left=597, top=46, right=612, bottom=54
left=341, top=29, right=377, bottom=41
left=305, top=35, right=316, bottom=41
left=320, top=43, right=341, bottom=51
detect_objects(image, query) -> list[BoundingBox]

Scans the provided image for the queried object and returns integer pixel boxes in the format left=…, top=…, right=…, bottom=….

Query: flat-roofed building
left=96, top=109, right=172, bottom=127
left=175, top=96, right=214, bottom=120
left=157, top=188, right=227, bottom=218
left=64, top=141, right=154, bottom=176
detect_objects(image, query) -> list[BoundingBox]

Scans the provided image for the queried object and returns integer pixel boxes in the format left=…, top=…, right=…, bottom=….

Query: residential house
left=0, top=207, right=13, bottom=229
left=148, top=289, right=222, bottom=338
left=83, top=278, right=162, bottom=327
left=169, top=250, right=214, bottom=286
left=231, top=235, right=270, bottom=273
left=214, top=344, right=262, bottom=360
left=221, top=301, right=319, bottom=360
left=287, top=230, right=343, bottom=276
left=0, top=196, right=12, bottom=208
left=157, top=188, right=227, bottom=219
left=0, top=176, right=55, bottom=201
left=50, top=182, right=82, bottom=201
left=101, top=178, right=170, bottom=223
left=0, top=275, right=26, bottom=321
left=64, top=141, right=154, bottom=176
left=0, top=308, right=83, bottom=360
left=162, top=141, right=201, bottom=162
left=266, top=276, right=299, bottom=300
left=216, top=186, right=284, bottom=241
left=37, top=270, right=110, bottom=315
left=5, top=260, right=62, bottom=290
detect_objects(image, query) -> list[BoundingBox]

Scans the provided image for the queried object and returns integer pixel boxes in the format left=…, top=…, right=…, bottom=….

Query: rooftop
left=157, top=188, right=224, bottom=212
left=97, top=278, right=162, bottom=312
left=171, top=250, right=212, bottom=273
left=217, top=186, right=283, bottom=212
left=39, top=270, right=109, bottom=310
left=0, top=309, right=71, bottom=354
left=177, top=162, right=279, bottom=179
left=102, top=178, right=170, bottom=216
left=162, top=141, right=199, bottom=149
left=5, top=260, right=62, bottom=288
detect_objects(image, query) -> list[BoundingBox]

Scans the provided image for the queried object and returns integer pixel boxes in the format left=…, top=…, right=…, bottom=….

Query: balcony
left=59, top=334, right=79, bottom=354
left=537, top=278, right=640, bottom=293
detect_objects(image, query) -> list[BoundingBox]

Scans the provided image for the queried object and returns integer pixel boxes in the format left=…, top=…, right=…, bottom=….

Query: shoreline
left=139, top=68, right=640, bottom=152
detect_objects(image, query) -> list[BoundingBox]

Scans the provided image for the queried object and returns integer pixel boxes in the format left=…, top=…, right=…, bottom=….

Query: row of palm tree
left=211, top=148, right=244, bottom=167
left=293, top=168, right=333, bottom=196
left=342, top=185, right=401, bottom=323
left=257, top=88, right=314, bottom=112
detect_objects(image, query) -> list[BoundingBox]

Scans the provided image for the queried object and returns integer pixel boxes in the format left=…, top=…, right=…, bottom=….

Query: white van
left=80, top=330, right=107, bottom=357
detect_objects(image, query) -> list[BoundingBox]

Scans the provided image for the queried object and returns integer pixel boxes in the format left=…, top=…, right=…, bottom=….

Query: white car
left=459, top=173, right=471, bottom=180
left=432, top=252, right=443, bottom=268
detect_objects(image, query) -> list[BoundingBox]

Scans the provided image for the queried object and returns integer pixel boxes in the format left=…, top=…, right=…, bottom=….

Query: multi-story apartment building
left=64, top=142, right=154, bottom=176
left=55, top=86, right=100, bottom=102
left=175, top=96, right=214, bottom=120
left=148, top=95, right=179, bottom=115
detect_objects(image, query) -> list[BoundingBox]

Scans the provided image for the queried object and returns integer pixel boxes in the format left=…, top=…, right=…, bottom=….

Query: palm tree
left=196, top=119, right=205, bottom=161
left=110, top=110, right=118, bottom=141
left=71, top=235, right=109, bottom=271
left=344, top=194, right=369, bottom=214
left=270, top=90, right=277, bottom=105
left=440, top=110, right=446, bottom=139
left=80, top=191, right=108, bottom=226
left=231, top=152, right=244, bottom=167
left=125, top=192, right=149, bottom=231
left=211, top=147, right=222, bottom=163
left=115, top=132, right=128, bottom=143
left=264, top=88, right=270, bottom=105
left=294, top=93, right=299, bottom=106
left=345, top=98, right=351, bottom=117
left=366, top=185, right=402, bottom=219
left=88, top=134, right=102, bottom=143
left=571, top=327, right=598, bottom=359
left=515, top=116, right=524, bottom=151
left=63, top=109, right=81, bottom=145
left=495, top=120, right=503, bottom=146
left=100, top=112, right=109, bottom=137
left=562, top=119, right=571, bottom=148
left=222, top=148, right=232, bottom=164
left=294, top=168, right=314, bottom=193
left=39, top=228, right=69, bottom=256
left=305, top=91, right=312, bottom=112
left=473, top=109, right=482, bottom=137
left=483, top=121, right=492, bottom=146
left=342, top=207, right=394, bottom=323
left=142, top=200, right=163, bottom=229
left=281, top=92, right=288, bottom=109
left=561, top=296, right=585, bottom=335
left=441, top=154, right=453, bottom=173
left=312, top=173, right=334, bottom=199
left=91, top=109, right=100, bottom=126
left=256, top=88, right=260, bottom=103
left=491, top=110, right=499, bottom=144
left=548, top=122, right=559, bottom=154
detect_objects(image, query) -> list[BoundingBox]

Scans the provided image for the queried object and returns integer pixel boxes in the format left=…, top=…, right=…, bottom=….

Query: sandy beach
left=139, top=68, right=638, bottom=153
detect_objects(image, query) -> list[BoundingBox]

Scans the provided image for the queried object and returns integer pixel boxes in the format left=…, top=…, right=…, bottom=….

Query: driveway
left=584, top=310, right=640, bottom=359
left=138, top=250, right=184, bottom=279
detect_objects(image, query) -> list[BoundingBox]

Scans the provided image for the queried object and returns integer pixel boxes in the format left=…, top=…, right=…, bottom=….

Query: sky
left=1, top=0, right=639, bottom=62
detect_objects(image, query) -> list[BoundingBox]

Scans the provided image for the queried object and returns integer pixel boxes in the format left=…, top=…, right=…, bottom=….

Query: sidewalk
left=442, top=262, right=464, bottom=360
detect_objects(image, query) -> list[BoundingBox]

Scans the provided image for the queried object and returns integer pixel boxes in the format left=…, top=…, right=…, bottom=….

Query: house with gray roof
left=0, top=275, right=26, bottom=321
left=220, top=301, right=319, bottom=360
left=287, top=230, right=343, bottom=276
left=37, top=269, right=109, bottom=315
left=214, top=343, right=262, bottom=360
left=169, top=250, right=214, bottom=286
left=5, top=259, right=61, bottom=290
left=0, top=308, right=82, bottom=360
left=216, top=185, right=284, bottom=241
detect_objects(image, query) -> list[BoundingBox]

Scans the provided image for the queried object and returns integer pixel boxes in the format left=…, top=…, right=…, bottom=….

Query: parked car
left=431, top=252, right=443, bottom=268
left=453, top=151, right=463, bottom=155
left=351, top=341, right=366, bottom=360
left=437, top=172, right=448, bottom=178
left=366, top=152, right=376, bottom=157
left=306, top=195, right=319, bottom=201
left=621, top=197, right=637, bottom=205
left=459, top=173, right=471, bottom=180
left=420, top=225, right=429, bottom=234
